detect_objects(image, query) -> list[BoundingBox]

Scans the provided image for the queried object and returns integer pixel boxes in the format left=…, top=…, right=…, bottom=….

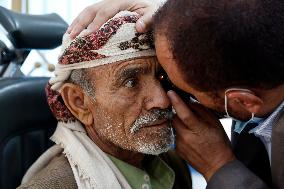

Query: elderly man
left=18, top=12, right=191, bottom=189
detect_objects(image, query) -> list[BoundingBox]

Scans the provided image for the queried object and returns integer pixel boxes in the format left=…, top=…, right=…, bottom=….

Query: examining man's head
left=47, top=11, right=174, bottom=156
left=153, top=0, right=284, bottom=120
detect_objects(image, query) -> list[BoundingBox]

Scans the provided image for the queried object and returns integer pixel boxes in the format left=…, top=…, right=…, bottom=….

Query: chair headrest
left=0, top=77, right=57, bottom=143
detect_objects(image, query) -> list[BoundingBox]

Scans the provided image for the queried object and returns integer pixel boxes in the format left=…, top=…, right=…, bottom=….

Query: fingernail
left=69, top=32, right=75, bottom=39
left=66, top=27, right=71, bottom=33
left=79, top=29, right=88, bottom=37
left=84, top=29, right=92, bottom=36
left=136, top=20, right=145, bottom=33
left=167, top=90, right=178, bottom=103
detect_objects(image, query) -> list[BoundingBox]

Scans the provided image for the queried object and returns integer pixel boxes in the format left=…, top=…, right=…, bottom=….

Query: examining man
left=68, top=0, right=284, bottom=188
left=18, top=11, right=191, bottom=189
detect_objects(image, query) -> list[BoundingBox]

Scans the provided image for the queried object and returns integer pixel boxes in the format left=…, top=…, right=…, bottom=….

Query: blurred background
left=0, top=1, right=232, bottom=188
left=0, top=0, right=102, bottom=77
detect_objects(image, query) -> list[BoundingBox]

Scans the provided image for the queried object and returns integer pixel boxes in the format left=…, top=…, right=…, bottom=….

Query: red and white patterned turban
left=46, top=11, right=155, bottom=122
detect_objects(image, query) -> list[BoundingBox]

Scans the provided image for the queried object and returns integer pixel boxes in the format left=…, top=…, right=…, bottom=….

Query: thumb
left=136, top=11, right=154, bottom=33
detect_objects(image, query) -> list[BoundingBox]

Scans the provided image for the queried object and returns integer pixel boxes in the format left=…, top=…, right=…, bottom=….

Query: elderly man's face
left=84, top=57, right=174, bottom=155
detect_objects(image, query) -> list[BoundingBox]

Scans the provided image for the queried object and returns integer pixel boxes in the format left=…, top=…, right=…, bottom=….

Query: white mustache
left=130, top=109, right=173, bottom=134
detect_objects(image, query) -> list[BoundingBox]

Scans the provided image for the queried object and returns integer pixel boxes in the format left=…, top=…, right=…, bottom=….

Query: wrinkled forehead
left=86, top=57, right=158, bottom=80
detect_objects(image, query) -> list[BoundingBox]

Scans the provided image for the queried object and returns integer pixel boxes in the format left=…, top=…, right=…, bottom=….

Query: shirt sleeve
left=206, top=160, right=270, bottom=189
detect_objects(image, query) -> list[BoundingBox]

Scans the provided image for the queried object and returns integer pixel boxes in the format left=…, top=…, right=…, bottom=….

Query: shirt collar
left=249, top=100, right=284, bottom=138
left=108, top=154, right=175, bottom=189
left=233, top=116, right=264, bottom=134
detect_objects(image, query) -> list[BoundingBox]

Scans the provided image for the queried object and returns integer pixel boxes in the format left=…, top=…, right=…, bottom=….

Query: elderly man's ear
left=60, top=83, right=94, bottom=126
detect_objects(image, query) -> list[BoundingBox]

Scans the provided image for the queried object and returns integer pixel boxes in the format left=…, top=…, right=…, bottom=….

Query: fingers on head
left=68, top=5, right=99, bottom=37
left=69, top=23, right=83, bottom=38
left=135, top=9, right=155, bottom=33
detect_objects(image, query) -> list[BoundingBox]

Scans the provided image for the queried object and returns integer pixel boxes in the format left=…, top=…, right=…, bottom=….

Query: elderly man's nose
left=145, top=83, right=171, bottom=110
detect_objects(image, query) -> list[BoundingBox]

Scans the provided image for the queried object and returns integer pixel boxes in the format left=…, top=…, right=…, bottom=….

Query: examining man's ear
left=225, top=88, right=263, bottom=116
left=60, top=83, right=94, bottom=126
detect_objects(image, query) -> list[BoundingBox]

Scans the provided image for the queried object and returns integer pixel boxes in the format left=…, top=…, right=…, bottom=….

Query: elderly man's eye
left=124, top=79, right=137, bottom=88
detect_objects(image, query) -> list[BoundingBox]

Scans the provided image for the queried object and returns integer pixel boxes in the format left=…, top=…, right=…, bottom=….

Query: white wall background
left=27, top=0, right=99, bottom=24
left=0, top=0, right=11, bottom=8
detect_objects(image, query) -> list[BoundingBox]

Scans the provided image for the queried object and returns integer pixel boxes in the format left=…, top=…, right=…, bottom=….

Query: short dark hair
left=154, top=0, right=284, bottom=92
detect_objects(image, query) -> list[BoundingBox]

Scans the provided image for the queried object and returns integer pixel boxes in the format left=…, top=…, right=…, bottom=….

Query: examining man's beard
left=77, top=58, right=175, bottom=155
